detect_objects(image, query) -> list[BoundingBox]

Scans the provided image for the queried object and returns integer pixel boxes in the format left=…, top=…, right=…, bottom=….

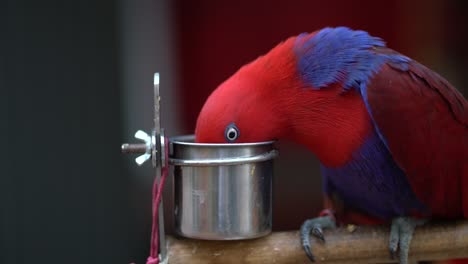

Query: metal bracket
left=121, top=72, right=167, bottom=263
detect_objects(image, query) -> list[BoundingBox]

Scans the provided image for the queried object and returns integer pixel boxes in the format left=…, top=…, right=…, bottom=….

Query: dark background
left=3, top=0, right=467, bottom=263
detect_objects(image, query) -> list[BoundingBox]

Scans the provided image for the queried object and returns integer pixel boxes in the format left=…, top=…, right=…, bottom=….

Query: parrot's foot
left=300, top=214, right=336, bottom=262
left=389, top=217, right=427, bottom=264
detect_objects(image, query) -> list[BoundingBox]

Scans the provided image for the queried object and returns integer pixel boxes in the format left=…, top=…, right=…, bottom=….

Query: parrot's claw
left=311, top=226, right=325, bottom=242
left=303, top=242, right=315, bottom=262
left=300, top=216, right=336, bottom=262
left=388, top=217, right=427, bottom=264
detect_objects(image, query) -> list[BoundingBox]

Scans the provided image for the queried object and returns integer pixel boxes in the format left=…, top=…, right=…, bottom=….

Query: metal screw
left=121, top=130, right=153, bottom=166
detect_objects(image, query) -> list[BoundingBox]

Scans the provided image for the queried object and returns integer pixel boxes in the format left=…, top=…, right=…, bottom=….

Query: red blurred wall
left=173, top=0, right=451, bottom=131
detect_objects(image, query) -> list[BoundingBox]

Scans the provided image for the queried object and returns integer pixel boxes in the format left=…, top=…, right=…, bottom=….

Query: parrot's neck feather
left=243, top=37, right=378, bottom=167
left=280, top=84, right=374, bottom=167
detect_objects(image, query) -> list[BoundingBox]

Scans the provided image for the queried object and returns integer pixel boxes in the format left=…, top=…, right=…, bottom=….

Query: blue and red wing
left=363, top=48, right=468, bottom=218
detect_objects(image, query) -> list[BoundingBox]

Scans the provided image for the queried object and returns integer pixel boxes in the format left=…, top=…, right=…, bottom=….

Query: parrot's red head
left=194, top=30, right=371, bottom=167
left=195, top=37, right=299, bottom=143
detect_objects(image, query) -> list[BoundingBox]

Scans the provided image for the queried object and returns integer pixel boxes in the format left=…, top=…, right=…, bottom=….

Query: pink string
left=145, top=137, right=169, bottom=264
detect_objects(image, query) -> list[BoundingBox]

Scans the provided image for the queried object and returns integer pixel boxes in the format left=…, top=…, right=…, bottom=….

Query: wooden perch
left=166, top=220, right=468, bottom=263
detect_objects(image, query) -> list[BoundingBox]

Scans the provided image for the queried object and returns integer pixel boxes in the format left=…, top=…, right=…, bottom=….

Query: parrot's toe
left=303, top=241, right=315, bottom=262
left=311, top=226, right=325, bottom=242
left=388, top=217, right=427, bottom=264
left=300, top=216, right=336, bottom=262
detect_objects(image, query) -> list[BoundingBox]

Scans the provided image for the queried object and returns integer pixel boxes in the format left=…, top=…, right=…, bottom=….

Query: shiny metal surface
left=170, top=149, right=278, bottom=166
left=153, top=73, right=166, bottom=260
left=171, top=135, right=276, bottom=240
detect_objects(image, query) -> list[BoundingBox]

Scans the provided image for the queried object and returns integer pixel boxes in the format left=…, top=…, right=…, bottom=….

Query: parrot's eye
left=225, top=123, right=240, bottom=142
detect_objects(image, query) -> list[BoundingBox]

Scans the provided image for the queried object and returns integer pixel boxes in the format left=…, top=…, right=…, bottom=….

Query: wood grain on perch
left=166, top=220, right=468, bottom=264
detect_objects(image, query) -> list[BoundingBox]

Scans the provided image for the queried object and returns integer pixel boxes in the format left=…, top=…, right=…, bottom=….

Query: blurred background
left=3, top=0, right=467, bottom=263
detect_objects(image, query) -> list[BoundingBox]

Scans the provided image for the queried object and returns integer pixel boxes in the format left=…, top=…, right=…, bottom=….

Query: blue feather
left=294, top=27, right=410, bottom=92
left=322, top=132, right=428, bottom=219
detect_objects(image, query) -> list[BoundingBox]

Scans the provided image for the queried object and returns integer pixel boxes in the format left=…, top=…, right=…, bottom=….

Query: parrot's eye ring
left=225, top=123, right=240, bottom=142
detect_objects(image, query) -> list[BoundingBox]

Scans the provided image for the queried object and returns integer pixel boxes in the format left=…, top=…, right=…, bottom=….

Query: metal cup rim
left=169, top=134, right=276, bottom=147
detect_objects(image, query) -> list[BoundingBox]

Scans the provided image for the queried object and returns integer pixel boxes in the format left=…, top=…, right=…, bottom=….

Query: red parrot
left=194, top=27, right=468, bottom=264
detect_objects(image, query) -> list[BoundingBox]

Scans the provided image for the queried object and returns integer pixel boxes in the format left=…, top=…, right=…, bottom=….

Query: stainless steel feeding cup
left=170, top=135, right=278, bottom=240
